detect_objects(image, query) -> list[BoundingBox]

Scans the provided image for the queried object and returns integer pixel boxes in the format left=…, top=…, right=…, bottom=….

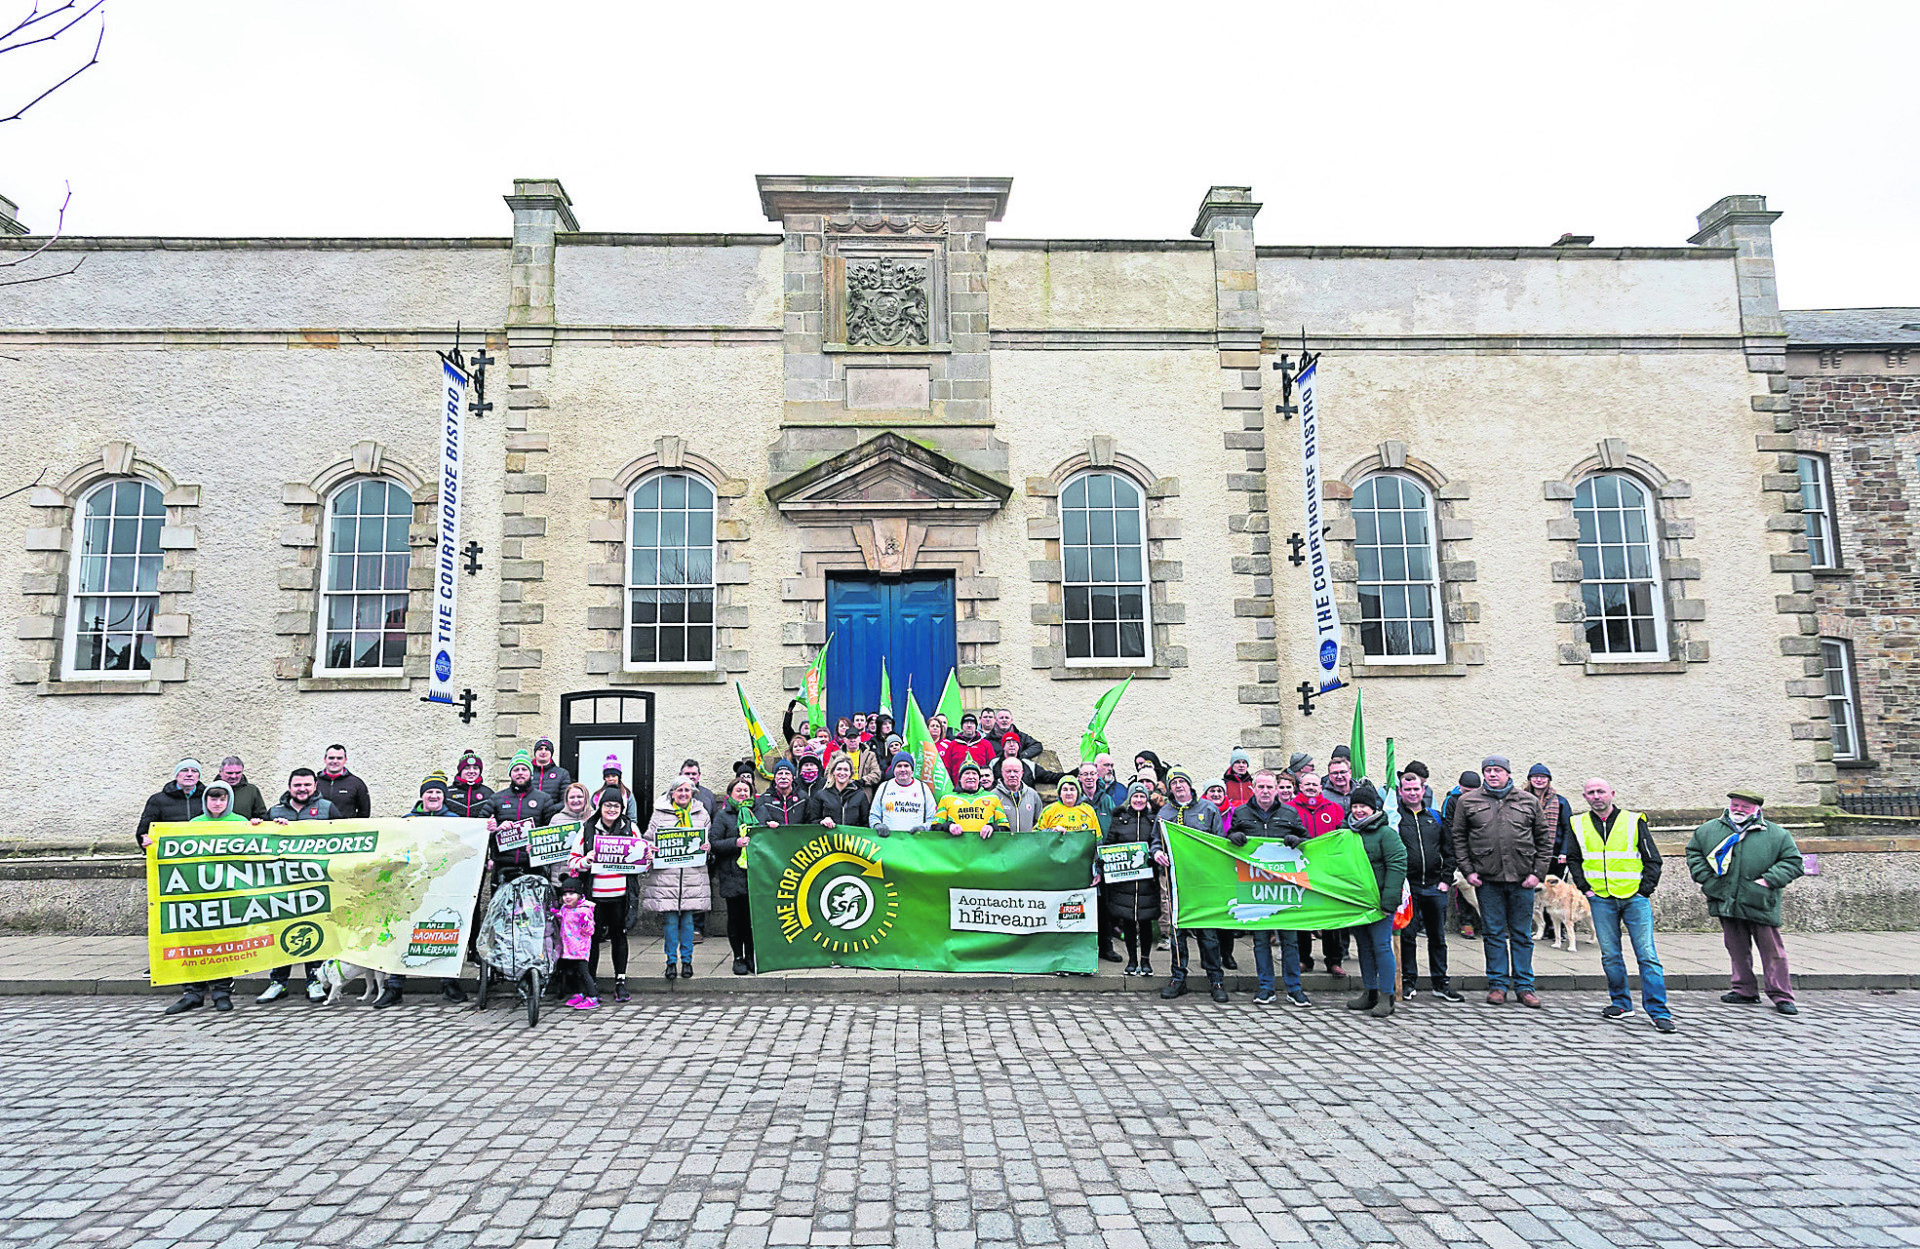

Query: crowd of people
left=137, top=703, right=1809, bottom=1031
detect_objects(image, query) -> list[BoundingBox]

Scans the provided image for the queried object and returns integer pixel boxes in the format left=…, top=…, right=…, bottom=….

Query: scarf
left=1707, top=809, right=1762, bottom=877
left=1484, top=779, right=1515, bottom=798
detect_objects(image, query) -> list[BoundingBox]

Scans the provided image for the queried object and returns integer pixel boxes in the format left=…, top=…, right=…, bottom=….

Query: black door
left=559, top=690, right=655, bottom=809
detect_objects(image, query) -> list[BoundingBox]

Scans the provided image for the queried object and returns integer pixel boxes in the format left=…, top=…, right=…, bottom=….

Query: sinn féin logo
left=773, top=831, right=899, bottom=955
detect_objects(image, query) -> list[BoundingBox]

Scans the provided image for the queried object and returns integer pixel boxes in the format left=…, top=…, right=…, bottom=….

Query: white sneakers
left=305, top=980, right=327, bottom=1003
left=256, top=982, right=287, bottom=1003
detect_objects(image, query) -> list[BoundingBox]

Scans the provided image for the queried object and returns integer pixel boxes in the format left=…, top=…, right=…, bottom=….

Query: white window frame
left=1059, top=469, right=1153, bottom=668
left=314, top=478, right=415, bottom=675
left=1821, top=638, right=1862, bottom=762
left=1574, top=472, right=1670, bottom=663
left=1798, top=453, right=1840, bottom=570
left=62, top=478, right=166, bottom=681
left=1351, top=472, right=1447, bottom=665
left=624, top=470, right=717, bottom=672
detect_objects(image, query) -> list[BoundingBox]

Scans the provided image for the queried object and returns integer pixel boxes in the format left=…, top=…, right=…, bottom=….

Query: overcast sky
left=3, top=1, right=1915, bottom=310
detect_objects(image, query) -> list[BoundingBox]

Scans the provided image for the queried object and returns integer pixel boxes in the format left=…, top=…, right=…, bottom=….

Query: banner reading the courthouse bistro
left=746, top=826, right=1099, bottom=974
left=427, top=354, right=470, bottom=705
left=145, top=818, right=489, bottom=986
left=1165, top=824, right=1384, bottom=931
left=1297, top=356, right=1342, bottom=692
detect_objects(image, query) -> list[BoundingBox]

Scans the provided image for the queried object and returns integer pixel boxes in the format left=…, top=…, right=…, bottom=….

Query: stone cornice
left=756, top=175, right=1012, bottom=222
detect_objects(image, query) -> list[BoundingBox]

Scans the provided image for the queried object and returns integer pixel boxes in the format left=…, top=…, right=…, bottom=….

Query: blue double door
left=825, top=574, right=956, bottom=728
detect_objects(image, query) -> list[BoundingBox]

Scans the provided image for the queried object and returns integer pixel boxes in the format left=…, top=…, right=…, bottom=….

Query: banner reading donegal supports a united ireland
left=1165, top=823, right=1384, bottom=930
left=146, top=818, right=489, bottom=986
left=746, top=825, right=1098, bottom=973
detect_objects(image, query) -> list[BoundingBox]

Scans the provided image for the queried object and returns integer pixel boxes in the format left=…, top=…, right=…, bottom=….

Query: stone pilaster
left=1192, top=188, right=1283, bottom=766
left=1693, top=195, right=1831, bottom=802
left=493, top=179, right=576, bottom=765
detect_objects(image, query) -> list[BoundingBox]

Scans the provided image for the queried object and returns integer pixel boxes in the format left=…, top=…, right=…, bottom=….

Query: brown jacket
left=1448, top=786, right=1553, bottom=884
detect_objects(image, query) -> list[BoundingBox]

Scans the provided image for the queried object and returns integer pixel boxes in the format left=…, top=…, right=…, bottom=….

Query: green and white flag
left=1348, top=687, right=1367, bottom=784
left=901, top=685, right=953, bottom=800
left=802, top=635, right=831, bottom=734
left=935, top=669, right=964, bottom=730
left=879, top=657, right=893, bottom=725
left=1166, top=823, right=1384, bottom=931
left=1077, top=675, right=1132, bottom=766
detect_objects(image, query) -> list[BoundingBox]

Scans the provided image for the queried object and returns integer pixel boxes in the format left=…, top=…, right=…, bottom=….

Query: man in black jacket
left=1224, top=771, right=1312, bottom=1008
left=215, top=756, right=271, bottom=822
left=135, top=759, right=206, bottom=849
left=1394, top=762, right=1462, bottom=1002
left=480, top=748, right=558, bottom=885
left=261, top=770, right=338, bottom=1002
left=528, top=737, right=572, bottom=802
left=316, top=744, right=371, bottom=819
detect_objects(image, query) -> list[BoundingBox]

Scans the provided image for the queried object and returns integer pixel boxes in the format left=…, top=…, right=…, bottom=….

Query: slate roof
left=1783, top=308, right=1920, bottom=345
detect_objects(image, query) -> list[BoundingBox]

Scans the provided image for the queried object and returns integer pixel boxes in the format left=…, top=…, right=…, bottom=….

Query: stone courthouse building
left=0, top=177, right=1847, bottom=844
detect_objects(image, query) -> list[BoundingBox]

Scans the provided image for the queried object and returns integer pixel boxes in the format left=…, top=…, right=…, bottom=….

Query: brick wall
left=1794, top=375, right=1920, bottom=791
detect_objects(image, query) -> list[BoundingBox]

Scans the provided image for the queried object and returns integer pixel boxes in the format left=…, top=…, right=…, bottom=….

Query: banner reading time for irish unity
left=146, top=818, right=490, bottom=986
left=747, top=825, right=1099, bottom=974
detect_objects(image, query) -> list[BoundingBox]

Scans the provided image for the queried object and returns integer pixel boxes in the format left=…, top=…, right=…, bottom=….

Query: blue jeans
left=1351, top=917, right=1395, bottom=993
left=1251, top=931, right=1303, bottom=994
left=1589, top=893, right=1669, bottom=1019
left=661, top=911, right=696, bottom=965
left=1478, top=881, right=1536, bottom=994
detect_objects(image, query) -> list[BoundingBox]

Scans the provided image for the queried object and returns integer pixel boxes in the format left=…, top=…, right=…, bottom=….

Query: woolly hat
left=602, top=754, right=622, bottom=776
left=175, top=758, right=205, bottom=776
left=889, top=751, right=914, bottom=773
left=885, top=734, right=904, bottom=753
left=1127, top=780, right=1151, bottom=799
left=1528, top=762, right=1552, bottom=779
left=510, top=748, right=532, bottom=772
left=798, top=755, right=822, bottom=775
left=1349, top=780, right=1382, bottom=811
left=534, top=736, right=555, bottom=753
left=958, top=760, right=984, bottom=781
left=1228, top=748, right=1251, bottom=767
left=1481, top=755, right=1511, bottom=772
left=1056, top=775, right=1082, bottom=799
left=456, top=750, right=485, bottom=777
left=1286, top=751, right=1313, bottom=774
left=1330, top=744, right=1351, bottom=762
left=1400, top=760, right=1430, bottom=780
left=1459, top=771, right=1482, bottom=790
left=1167, top=765, right=1195, bottom=791
left=419, top=769, right=449, bottom=796
left=773, top=758, right=795, bottom=776
left=1202, top=779, right=1228, bottom=798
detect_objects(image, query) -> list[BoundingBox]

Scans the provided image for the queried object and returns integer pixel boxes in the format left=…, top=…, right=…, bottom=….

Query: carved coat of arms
left=845, top=257, right=930, bottom=347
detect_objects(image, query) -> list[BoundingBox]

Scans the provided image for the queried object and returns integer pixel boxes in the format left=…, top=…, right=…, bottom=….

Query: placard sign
left=528, top=822, right=579, bottom=868
left=1097, top=841, right=1153, bottom=884
left=492, top=819, right=532, bottom=852
left=590, top=833, right=645, bottom=874
left=652, top=828, right=706, bottom=870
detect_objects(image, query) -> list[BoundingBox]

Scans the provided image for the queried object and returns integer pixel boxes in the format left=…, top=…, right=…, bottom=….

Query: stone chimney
left=1690, top=194, right=1785, bottom=372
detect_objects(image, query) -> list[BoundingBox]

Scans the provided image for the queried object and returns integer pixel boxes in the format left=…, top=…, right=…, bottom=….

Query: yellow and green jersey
left=934, top=792, right=1009, bottom=835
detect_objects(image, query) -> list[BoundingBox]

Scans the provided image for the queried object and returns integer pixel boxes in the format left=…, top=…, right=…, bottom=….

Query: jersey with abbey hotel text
left=933, top=792, right=1009, bottom=835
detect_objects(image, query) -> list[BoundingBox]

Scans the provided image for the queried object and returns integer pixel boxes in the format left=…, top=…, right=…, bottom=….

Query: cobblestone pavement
left=5, top=990, right=1916, bottom=1249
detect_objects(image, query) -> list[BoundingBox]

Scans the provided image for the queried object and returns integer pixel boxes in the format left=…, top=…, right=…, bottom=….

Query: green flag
left=802, top=635, right=831, bottom=734
left=1348, top=687, right=1367, bottom=784
left=736, top=683, right=780, bottom=779
left=901, top=684, right=953, bottom=800
left=1077, top=675, right=1132, bottom=766
left=935, top=669, right=964, bottom=729
left=1165, top=823, right=1385, bottom=931
left=879, top=657, right=893, bottom=724
left=1382, top=736, right=1398, bottom=835
left=746, top=824, right=1099, bottom=973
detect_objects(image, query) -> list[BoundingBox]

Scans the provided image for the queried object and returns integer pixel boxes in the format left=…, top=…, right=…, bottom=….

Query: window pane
left=1117, top=588, right=1144, bottom=622
left=1065, top=585, right=1089, bottom=621
left=1086, top=474, right=1112, bottom=507
left=106, top=559, right=134, bottom=593
left=1117, top=547, right=1142, bottom=582
left=110, top=520, right=137, bottom=554
left=661, top=512, right=685, bottom=548
left=687, top=625, right=714, bottom=663
left=687, top=510, right=713, bottom=548
left=1090, top=511, right=1115, bottom=545
left=1064, top=549, right=1091, bottom=582
left=661, top=475, right=686, bottom=508
left=1091, top=548, right=1116, bottom=582
left=635, top=478, right=660, bottom=508
left=1092, top=622, right=1118, bottom=657
left=686, top=548, right=713, bottom=585
left=1066, top=623, right=1091, bottom=659
left=630, top=627, right=657, bottom=664
left=1062, top=479, right=1085, bottom=507
left=632, top=550, right=657, bottom=586
left=1360, top=621, right=1384, bottom=656
left=1063, top=511, right=1088, bottom=545
left=1117, top=620, right=1146, bottom=659
left=634, top=511, right=659, bottom=548
left=660, top=628, right=686, bottom=663
left=688, top=589, right=714, bottom=624
left=1116, top=509, right=1140, bottom=544
left=386, top=517, right=411, bottom=551
left=1357, top=548, right=1381, bottom=582
left=358, top=517, right=384, bottom=551
left=1593, top=475, right=1619, bottom=507
left=135, top=555, right=162, bottom=593
left=1090, top=589, right=1117, bottom=621
left=1410, top=621, right=1435, bottom=656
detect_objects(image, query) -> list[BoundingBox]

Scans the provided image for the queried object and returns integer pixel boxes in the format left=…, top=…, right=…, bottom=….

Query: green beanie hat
left=511, top=748, right=532, bottom=772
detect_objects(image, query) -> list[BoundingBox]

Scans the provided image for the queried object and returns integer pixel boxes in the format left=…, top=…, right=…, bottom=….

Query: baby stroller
left=473, top=873, right=558, bottom=1026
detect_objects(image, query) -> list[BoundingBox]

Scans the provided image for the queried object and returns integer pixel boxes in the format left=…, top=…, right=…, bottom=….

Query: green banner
left=1165, top=824, right=1384, bottom=930
left=746, top=825, right=1098, bottom=973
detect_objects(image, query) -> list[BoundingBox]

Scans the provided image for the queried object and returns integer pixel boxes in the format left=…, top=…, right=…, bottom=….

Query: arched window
left=65, top=479, right=165, bottom=675
left=1060, top=470, right=1149, bottom=663
left=1352, top=474, right=1444, bottom=661
left=318, top=479, right=413, bottom=671
left=1574, top=473, right=1667, bottom=659
left=627, top=471, right=715, bottom=667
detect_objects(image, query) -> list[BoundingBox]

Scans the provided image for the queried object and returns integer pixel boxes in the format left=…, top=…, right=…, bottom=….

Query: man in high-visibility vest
left=1565, top=777, right=1675, bottom=1034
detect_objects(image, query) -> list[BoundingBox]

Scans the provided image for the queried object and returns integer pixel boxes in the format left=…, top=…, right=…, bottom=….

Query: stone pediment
left=766, top=432, right=1012, bottom=522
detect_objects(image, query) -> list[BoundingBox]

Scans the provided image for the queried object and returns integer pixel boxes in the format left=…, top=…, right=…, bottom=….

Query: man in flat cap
left=1685, top=789, right=1805, bottom=1015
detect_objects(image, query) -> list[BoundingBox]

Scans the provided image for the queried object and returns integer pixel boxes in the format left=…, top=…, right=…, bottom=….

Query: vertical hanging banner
left=428, top=355, right=469, bottom=705
left=1297, top=356, right=1341, bottom=691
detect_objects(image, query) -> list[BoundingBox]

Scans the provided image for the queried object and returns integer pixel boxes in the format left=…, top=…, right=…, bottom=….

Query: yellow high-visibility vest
left=1572, top=808, right=1644, bottom=898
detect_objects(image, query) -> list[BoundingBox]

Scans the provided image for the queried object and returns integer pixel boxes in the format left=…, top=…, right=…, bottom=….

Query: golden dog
left=1531, top=876, right=1593, bottom=952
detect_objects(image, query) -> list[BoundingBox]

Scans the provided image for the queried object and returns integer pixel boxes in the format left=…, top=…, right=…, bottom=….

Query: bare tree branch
left=0, top=1, right=103, bottom=57
left=0, top=1, right=104, bottom=124
left=0, top=181, right=70, bottom=269
left=0, top=253, right=82, bottom=287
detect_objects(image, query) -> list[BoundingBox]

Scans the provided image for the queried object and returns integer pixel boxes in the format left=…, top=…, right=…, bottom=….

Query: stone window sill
left=610, top=668, right=723, bottom=686
left=1049, top=665, right=1172, bottom=681
left=1348, top=662, right=1468, bottom=679
left=1583, top=660, right=1690, bottom=676
left=1835, top=758, right=1878, bottom=771
left=297, top=675, right=412, bottom=692
left=38, top=679, right=165, bottom=697
left=1809, top=567, right=1853, bottom=580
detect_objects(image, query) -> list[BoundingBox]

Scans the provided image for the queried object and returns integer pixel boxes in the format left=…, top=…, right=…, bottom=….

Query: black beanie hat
left=1350, top=780, right=1382, bottom=810
left=1459, top=771, right=1481, bottom=789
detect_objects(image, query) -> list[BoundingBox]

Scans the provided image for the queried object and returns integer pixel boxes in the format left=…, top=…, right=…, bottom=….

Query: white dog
left=316, top=959, right=388, bottom=1005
